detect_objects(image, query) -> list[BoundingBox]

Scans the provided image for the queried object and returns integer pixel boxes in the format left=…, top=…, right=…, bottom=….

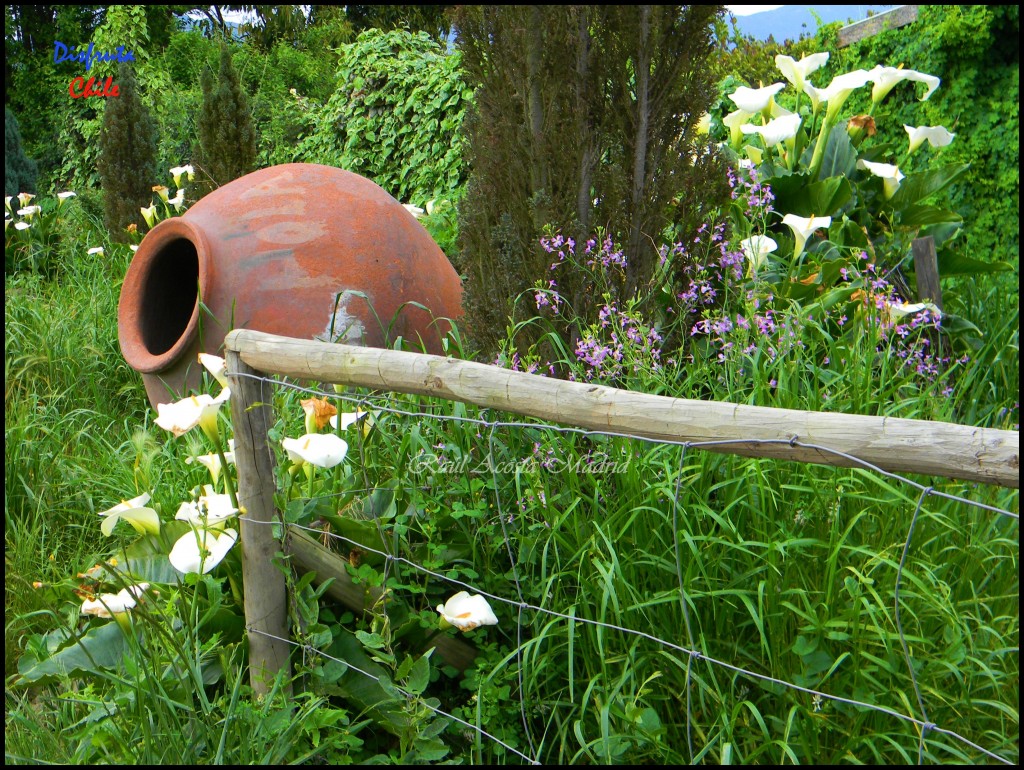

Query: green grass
left=5, top=195, right=1018, bottom=764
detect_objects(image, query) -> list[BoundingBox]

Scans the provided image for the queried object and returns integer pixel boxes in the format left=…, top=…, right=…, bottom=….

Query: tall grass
left=5, top=190, right=1018, bottom=764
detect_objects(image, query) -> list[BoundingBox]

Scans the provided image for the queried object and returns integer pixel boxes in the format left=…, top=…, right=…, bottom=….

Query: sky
left=724, top=5, right=899, bottom=41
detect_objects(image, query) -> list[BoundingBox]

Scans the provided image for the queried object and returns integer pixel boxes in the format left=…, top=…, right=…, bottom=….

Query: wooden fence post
left=226, top=350, right=292, bottom=695
left=912, top=235, right=943, bottom=311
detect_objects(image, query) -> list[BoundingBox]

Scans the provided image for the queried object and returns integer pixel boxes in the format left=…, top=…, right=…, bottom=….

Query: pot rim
left=117, top=217, right=211, bottom=374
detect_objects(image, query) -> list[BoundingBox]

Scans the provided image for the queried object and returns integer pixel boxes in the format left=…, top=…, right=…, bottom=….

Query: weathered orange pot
left=118, top=164, right=463, bottom=407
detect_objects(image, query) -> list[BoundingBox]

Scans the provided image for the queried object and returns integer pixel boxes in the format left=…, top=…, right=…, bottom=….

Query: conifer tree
left=5, top=107, right=38, bottom=197
left=194, top=43, right=257, bottom=197
left=96, top=63, right=158, bottom=242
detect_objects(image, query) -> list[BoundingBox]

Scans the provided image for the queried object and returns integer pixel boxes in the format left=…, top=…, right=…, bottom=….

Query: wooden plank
left=227, top=349, right=292, bottom=694
left=225, top=329, right=1019, bottom=489
left=912, top=236, right=943, bottom=311
left=287, top=528, right=480, bottom=671
left=839, top=6, right=919, bottom=47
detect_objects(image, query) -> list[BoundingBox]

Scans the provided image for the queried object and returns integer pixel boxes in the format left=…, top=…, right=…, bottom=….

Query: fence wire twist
left=233, top=370, right=1018, bottom=765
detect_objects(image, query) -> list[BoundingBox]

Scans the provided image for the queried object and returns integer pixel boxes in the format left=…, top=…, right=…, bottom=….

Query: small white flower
left=14, top=221, right=30, bottom=231
left=57, top=191, right=77, bottom=200
left=87, top=246, right=104, bottom=256
left=436, top=591, right=499, bottom=631
left=402, top=203, right=425, bottom=219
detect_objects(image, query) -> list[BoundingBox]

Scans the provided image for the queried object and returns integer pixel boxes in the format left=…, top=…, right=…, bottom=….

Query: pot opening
left=140, top=238, right=200, bottom=356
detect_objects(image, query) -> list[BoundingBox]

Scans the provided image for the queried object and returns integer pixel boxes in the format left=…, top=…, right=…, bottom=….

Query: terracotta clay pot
left=118, top=164, right=463, bottom=407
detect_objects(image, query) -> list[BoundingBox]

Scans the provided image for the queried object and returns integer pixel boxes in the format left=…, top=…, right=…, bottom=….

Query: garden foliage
left=453, top=5, right=731, bottom=355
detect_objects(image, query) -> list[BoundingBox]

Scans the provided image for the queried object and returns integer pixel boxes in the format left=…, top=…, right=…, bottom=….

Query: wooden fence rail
left=224, top=328, right=1019, bottom=693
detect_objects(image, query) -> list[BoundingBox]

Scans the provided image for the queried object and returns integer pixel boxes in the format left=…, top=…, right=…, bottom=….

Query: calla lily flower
left=141, top=204, right=157, bottom=228
left=301, top=397, right=337, bottom=432
left=81, top=583, right=151, bottom=618
left=98, top=492, right=160, bottom=536
left=17, top=205, right=41, bottom=219
left=152, top=185, right=170, bottom=202
left=186, top=439, right=236, bottom=485
left=17, top=192, right=34, bottom=207
left=775, top=52, right=829, bottom=93
left=402, top=203, right=425, bottom=219
left=154, top=391, right=230, bottom=440
left=14, top=221, right=30, bottom=231
left=782, top=213, right=831, bottom=260
left=722, top=109, right=753, bottom=149
left=169, top=527, right=238, bottom=574
left=57, top=191, right=76, bottom=207
left=198, top=353, right=230, bottom=389
left=819, top=70, right=873, bottom=121
left=87, top=246, right=104, bottom=256
left=857, top=159, right=905, bottom=198
left=695, top=112, right=712, bottom=135
left=740, top=113, right=802, bottom=147
left=739, top=235, right=778, bottom=277
left=282, top=433, right=349, bottom=468
left=869, top=65, right=940, bottom=104
left=170, top=165, right=195, bottom=187
left=729, top=83, right=785, bottom=114
left=4, top=196, right=12, bottom=212
left=329, top=409, right=373, bottom=432
left=175, top=484, right=239, bottom=528
left=904, top=125, right=955, bottom=154
left=885, top=300, right=941, bottom=322
left=167, top=188, right=185, bottom=209
left=436, top=591, right=499, bottom=631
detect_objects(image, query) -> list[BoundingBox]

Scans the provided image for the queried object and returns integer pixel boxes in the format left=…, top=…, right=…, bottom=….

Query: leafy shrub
left=296, top=28, right=470, bottom=205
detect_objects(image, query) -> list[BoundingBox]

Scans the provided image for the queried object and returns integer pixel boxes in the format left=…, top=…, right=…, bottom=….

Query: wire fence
left=229, top=366, right=1019, bottom=765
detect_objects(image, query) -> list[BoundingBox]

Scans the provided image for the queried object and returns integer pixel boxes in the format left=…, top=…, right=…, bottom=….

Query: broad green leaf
left=18, top=621, right=129, bottom=682
left=934, top=250, right=1013, bottom=276
left=817, top=125, right=858, bottom=179
left=899, top=204, right=962, bottom=228
left=889, top=163, right=971, bottom=209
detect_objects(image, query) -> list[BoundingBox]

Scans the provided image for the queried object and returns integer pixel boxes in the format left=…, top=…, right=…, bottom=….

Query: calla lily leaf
left=17, top=621, right=130, bottom=683
left=888, top=163, right=971, bottom=209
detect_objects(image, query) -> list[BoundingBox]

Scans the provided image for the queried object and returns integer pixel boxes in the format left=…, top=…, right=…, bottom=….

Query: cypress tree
left=5, top=107, right=39, bottom=197
left=193, top=43, right=257, bottom=197
left=96, top=63, right=158, bottom=242
left=453, top=5, right=730, bottom=356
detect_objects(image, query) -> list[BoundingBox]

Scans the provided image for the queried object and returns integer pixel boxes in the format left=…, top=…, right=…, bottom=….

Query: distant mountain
left=728, top=5, right=898, bottom=43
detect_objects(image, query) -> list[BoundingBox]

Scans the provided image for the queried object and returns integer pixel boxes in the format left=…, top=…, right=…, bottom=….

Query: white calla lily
left=857, top=159, right=905, bottom=199
left=169, top=165, right=195, bottom=187
left=739, top=235, right=778, bottom=277
left=98, top=492, right=160, bottom=536
left=819, top=70, right=873, bottom=121
left=885, top=301, right=942, bottom=323
left=154, top=390, right=230, bottom=440
left=185, top=439, right=236, bottom=485
left=775, top=52, right=829, bottom=93
left=869, top=65, right=940, bottom=104
left=169, top=527, right=238, bottom=575
left=729, top=83, right=785, bottom=114
left=81, top=583, right=151, bottom=618
left=329, top=409, right=372, bottom=431
left=722, top=109, right=753, bottom=148
left=175, top=484, right=239, bottom=528
left=436, top=591, right=499, bottom=631
left=198, top=353, right=230, bottom=389
left=740, top=113, right=802, bottom=147
left=281, top=433, right=349, bottom=468
left=782, top=214, right=831, bottom=260
left=904, top=125, right=955, bottom=154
